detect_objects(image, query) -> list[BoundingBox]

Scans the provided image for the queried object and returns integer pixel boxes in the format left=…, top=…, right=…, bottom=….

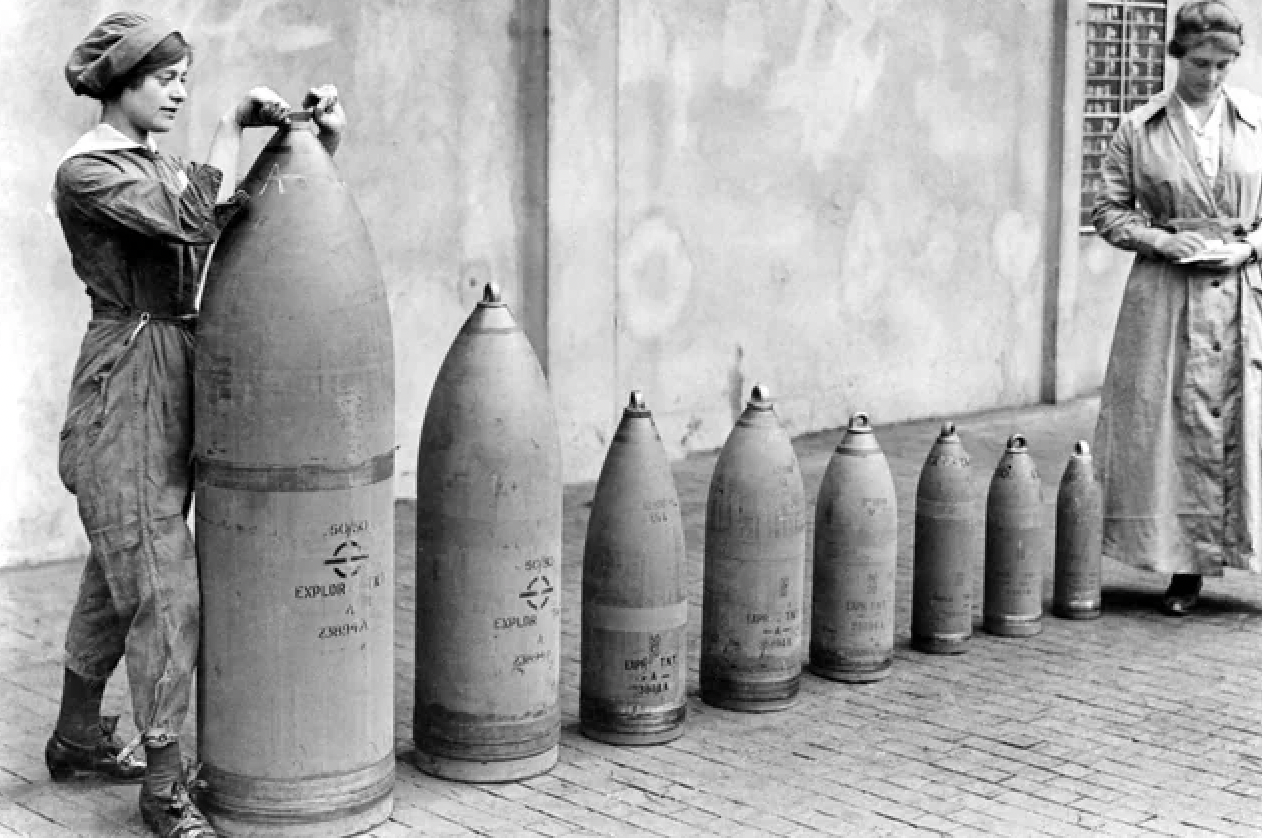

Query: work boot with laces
left=45, top=715, right=146, bottom=783
left=139, top=781, right=217, bottom=838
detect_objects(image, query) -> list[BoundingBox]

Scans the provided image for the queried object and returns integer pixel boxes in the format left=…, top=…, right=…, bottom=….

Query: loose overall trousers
left=54, top=134, right=245, bottom=745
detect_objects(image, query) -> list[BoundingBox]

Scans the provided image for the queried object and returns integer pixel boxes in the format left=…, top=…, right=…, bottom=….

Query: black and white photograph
left=1, top=2, right=1261, bottom=836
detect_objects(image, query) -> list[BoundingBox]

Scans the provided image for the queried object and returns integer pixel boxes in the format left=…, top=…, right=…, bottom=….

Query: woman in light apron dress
left=1093, top=1, right=1262, bottom=616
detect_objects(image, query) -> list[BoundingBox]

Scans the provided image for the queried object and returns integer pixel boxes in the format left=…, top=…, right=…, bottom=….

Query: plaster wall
left=1069, top=237, right=1132, bottom=393
left=0, top=0, right=535, bottom=567
left=14, top=0, right=1249, bottom=567
left=550, top=0, right=1059, bottom=476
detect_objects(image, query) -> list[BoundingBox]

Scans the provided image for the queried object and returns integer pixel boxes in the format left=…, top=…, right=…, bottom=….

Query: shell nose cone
left=747, top=383, right=773, bottom=409
left=846, top=412, right=873, bottom=433
left=1061, top=440, right=1096, bottom=481
left=1006, top=433, right=1028, bottom=453
left=624, top=390, right=651, bottom=417
left=938, top=422, right=957, bottom=440
left=838, top=411, right=880, bottom=452
left=480, top=282, right=504, bottom=305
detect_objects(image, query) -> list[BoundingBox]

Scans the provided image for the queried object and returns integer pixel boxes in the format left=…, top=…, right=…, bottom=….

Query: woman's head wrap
left=1169, top=1, right=1244, bottom=58
left=65, top=12, right=179, bottom=99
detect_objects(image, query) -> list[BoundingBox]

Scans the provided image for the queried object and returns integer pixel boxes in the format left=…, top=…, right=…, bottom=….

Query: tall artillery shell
left=983, top=433, right=1046, bottom=637
left=413, top=283, right=562, bottom=782
left=581, top=392, right=688, bottom=744
left=1053, top=441, right=1103, bottom=620
left=911, top=423, right=977, bottom=655
left=194, top=113, right=394, bottom=837
left=809, top=413, right=897, bottom=683
left=701, top=385, right=806, bottom=711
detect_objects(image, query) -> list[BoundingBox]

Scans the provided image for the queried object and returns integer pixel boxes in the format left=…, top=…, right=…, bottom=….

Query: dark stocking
left=144, top=742, right=184, bottom=796
left=54, top=668, right=105, bottom=745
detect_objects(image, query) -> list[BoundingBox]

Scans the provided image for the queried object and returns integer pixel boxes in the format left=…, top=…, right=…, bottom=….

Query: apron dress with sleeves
left=1092, top=88, right=1262, bottom=576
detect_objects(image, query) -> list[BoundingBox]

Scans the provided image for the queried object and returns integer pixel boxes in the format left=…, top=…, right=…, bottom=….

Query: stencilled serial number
left=318, top=619, right=368, bottom=639
left=326, top=520, right=369, bottom=538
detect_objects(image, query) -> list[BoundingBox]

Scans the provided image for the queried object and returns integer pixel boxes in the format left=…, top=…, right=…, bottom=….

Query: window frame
left=1078, top=0, right=1174, bottom=233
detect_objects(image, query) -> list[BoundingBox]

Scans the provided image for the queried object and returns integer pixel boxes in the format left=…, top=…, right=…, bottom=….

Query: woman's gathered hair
left=101, top=33, right=192, bottom=102
left=1169, top=1, right=1244, bottom=58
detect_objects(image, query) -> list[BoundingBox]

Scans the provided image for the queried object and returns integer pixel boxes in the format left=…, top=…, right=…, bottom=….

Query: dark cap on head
left=66, top=11, right=179, bottom=99
left=1169, top=1, right=1244, bottom=58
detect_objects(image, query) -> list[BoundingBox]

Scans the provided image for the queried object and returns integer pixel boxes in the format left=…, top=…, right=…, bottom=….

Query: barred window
left=1080, top=1, right=1168, bottom=229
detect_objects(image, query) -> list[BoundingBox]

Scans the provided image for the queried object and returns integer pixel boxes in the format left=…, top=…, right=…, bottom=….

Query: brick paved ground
left=3, top=395, right=1262, bottom=837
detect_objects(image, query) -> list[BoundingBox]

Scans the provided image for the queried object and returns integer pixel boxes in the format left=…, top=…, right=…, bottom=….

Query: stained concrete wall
left=551, top=0, right=1059, bottom=473
left=1, top=0, right=538, bottom=567
left=1067, top=238, right=1131, bottom=395
left=11, top=1, right=1255, bottom=567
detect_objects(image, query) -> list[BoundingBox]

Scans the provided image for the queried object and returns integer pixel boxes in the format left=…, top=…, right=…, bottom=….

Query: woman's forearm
left=319, top=130, right=341, bottom=157
left=1091, top=128, right=1177, bottom=260
left=207, top=113, right=244, bottom=202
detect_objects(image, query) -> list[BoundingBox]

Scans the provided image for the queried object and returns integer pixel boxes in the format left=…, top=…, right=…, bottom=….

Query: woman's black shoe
left=45, top=715, right=145, bottom=783
left=140, top=781, right=217, bottom=837
left=1161, top=573, right=1203, bottom=617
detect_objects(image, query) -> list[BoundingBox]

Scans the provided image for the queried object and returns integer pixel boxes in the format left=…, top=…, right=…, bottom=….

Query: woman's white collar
left=57, top=123, right=158, bottom=166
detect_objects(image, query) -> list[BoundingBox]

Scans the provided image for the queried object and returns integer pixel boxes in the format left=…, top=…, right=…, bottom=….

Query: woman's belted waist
left=90, top=305, right=197, bottom=323
left=1153, top=216, right=1262, bottom=238
left=89, top=306, right=197, bottom=346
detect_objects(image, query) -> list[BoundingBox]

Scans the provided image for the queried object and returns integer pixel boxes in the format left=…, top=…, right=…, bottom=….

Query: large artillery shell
left=195, top=113, right=395, bottom=836
left=581, top=392, right=688, bottom=743
left=701, top=385, right=806, bottom=710
left=1052, top=441, right=1102, bottom=620
left=810, top=412, right=897, bottom=683
left=911, top=423, right=977, bottom=655
left=413, top=283, right=563, bottom=782
left=983, top=433, right=1046, bottom=637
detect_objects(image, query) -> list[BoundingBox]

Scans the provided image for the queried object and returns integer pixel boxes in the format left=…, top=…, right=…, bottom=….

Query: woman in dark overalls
left=48, top=12, right=344, bottom=837
left=1094, top=1, right=1262, bottom=615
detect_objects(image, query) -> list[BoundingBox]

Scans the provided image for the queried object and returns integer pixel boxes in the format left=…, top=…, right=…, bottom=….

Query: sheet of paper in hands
left=1176, top=238, right=1234, bottom=264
